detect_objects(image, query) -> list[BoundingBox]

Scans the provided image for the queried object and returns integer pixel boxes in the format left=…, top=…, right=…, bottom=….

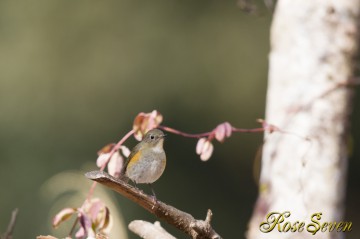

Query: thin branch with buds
left=54, top=110, right=309, bottom=238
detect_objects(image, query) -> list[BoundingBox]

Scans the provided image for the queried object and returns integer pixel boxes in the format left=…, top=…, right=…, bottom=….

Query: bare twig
left=129, top=220, right=176, bottom=239
left=85, top=171, right=222, bottom=239
left=159, top=125, right=212, bottom=138
left=1, top=208, right=18, bottom=239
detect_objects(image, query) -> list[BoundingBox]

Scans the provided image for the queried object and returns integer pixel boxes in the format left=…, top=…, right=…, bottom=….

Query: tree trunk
left=247, top=1, right=360, bottom=239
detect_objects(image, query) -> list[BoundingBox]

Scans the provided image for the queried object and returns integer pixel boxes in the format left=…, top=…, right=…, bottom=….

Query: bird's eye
left=150, top=135, right=155, bottom=140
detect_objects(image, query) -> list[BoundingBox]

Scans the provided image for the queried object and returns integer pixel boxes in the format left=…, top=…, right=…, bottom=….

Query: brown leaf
left=52, top=208, right=76, bottom=228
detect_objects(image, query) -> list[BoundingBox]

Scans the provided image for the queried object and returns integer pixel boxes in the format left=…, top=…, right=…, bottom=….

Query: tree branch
left=85, top=171, right=222, bottom=239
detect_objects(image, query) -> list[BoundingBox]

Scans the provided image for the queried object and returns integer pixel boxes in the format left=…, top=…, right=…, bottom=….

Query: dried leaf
left=97, top=143, right=115, bottom=156
left=133, top=110, right=163, bottom=141
left=78, top=198, right=113, bottom=237
left=99, top=207, right=113, bottom=234
left=52, top=208, right=76, bottom=228
left=96, top=234, right=109, bottom=239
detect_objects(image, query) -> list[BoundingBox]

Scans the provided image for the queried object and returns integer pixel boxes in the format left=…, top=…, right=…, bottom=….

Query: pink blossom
left=107, top=151, right=123, bottom=178
left=196, top=138, right=214, bottom=161
left=133, top=110, right=163, bottom=141
left=214, top=122, right=232, bottom=142
left=96, top=144, right=125, bottom=178
left=96, top=143, right=116, bottom=168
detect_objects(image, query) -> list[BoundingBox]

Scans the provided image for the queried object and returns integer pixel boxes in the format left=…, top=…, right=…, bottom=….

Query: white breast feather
left=152, top=143, right=163, bottom=153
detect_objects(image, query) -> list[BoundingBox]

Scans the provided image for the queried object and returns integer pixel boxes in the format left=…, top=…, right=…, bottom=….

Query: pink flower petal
left=215, top=124, right=226, bottom=142
left=96, top=153, right=109, bottom=168
left=77, top=212, right=95, bottom=239
left=107, top=152, right=123, bottom=178
left=52, top=208, right=76, bottom=228
left=196, top=138, right=206, bottom=154
left=202, top=140, right=211, bottom=153
left=75, top=226, right=85, bottom=239
left=86, top=199, right=103, bottom=221
left=224, top=122, right=232, bottom=137
left=120, top=145, right=131, bottom=158
left=200, top=141, right=214, bottom=161
left=214, top=122, right=233, bottom=142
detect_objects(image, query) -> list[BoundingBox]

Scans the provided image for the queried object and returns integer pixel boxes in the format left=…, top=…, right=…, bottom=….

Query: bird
left=122, top=128, right=166, bottom=198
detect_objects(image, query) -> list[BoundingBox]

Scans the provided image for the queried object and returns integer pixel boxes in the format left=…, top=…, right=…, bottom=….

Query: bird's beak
left=162, top=134, right=167, bottom=138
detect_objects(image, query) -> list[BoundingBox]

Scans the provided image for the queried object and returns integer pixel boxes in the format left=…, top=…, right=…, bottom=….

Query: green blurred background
left=0, top=0, right=359, bottom=238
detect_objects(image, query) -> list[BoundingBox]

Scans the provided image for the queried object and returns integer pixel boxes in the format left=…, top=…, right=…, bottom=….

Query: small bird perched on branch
left=122, top=129, right=166, bottom=198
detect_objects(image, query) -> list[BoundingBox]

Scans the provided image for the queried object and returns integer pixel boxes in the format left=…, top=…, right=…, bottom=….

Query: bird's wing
left=122, top=143, right=142, bottom=174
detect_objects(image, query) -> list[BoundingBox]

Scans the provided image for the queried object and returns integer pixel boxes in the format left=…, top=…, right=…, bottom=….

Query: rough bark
left=247, top=1, right=360, bottom=239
